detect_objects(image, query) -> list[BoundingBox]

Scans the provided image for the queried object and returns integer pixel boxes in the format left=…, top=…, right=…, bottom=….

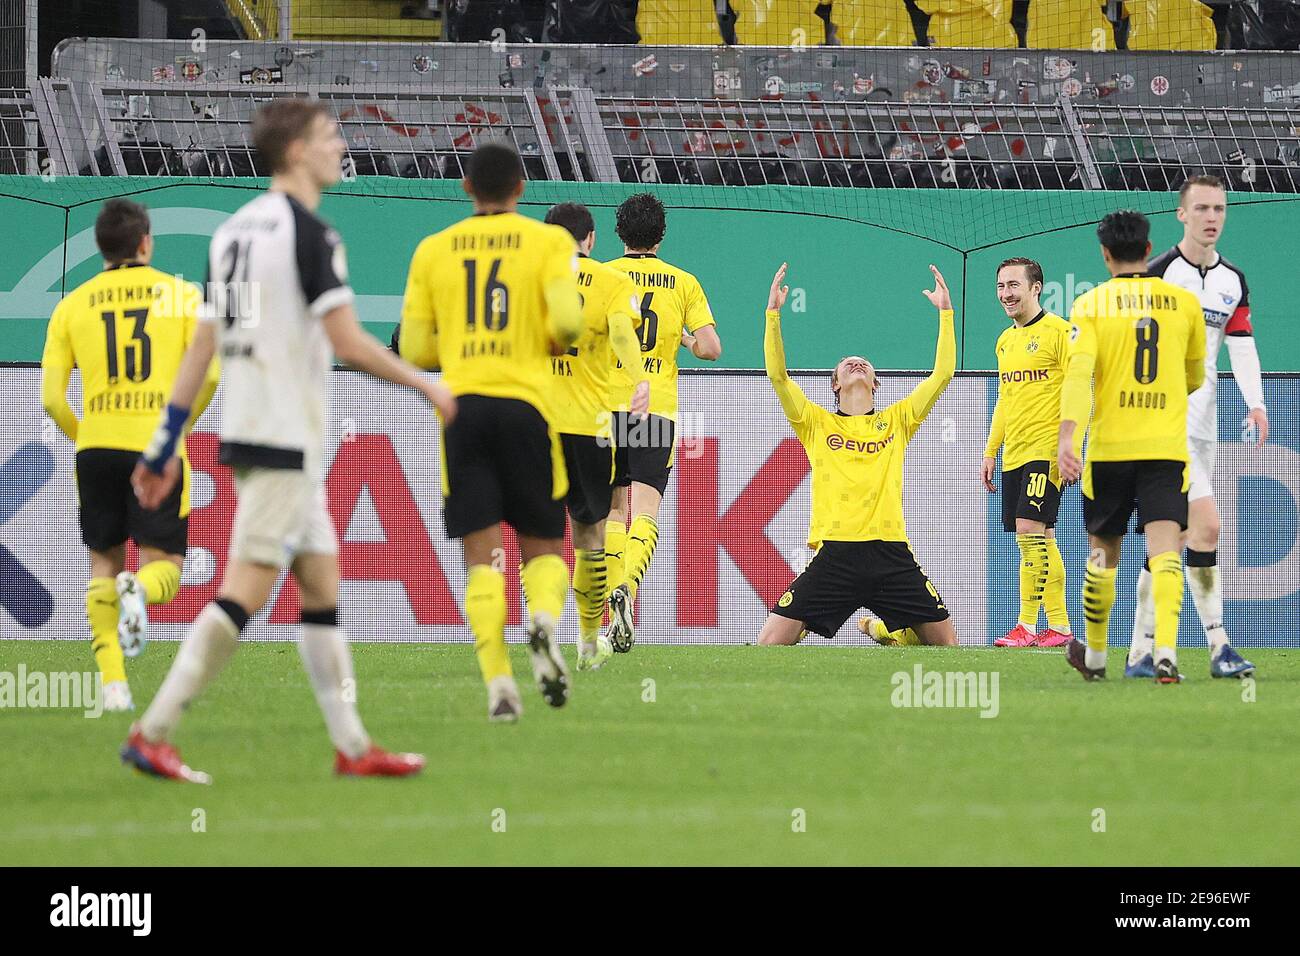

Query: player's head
left=616, top=193, right=666, bottom=252
left=252, top=99, right=344, bottom=188
left=1097, top=209, right=1152, bottom=273
left=996, top=257, right=1043, bottom=320
left=95, top=198, right=152, bottom=266
left=831, top=355, right=878, bottom=408
left=463, top=142, right=525, bottom=207
left=545, top=201, right=596, bottom=253
left=1177, top=174, right=1227, bottom=249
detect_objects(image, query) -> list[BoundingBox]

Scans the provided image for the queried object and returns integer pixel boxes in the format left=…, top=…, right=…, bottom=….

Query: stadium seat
left=732, top=1, right=827, bottom=46
left=827, top=0, right=919, bottom=46
left=636, top=0, right=725, bottom=44
left=285, top=0, right=440, bottom=41
left=1027, top=0, right=1116, bottom=49
left=915, top=0, right=1018, bottom=47
left=1125, top=0, right=1217, bottom=50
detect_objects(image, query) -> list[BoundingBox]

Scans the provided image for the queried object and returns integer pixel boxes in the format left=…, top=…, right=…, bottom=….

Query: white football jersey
left=202, top=191, right=353, bottom=481
left=1147, top=245, right=1252, bottom=441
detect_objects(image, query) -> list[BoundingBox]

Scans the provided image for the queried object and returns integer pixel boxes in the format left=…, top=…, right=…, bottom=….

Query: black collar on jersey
left=1116, top=271, right=1149, bottom=278
left=578, top=252, right=589, bottom=259
left=1021, top=309, right=1046, bottom=328
left=623, top=252, right=658, bottom=259
left=104, top=261, right=146, bottom=271
left=473, top=210, right=510, bottom=217
left=834, top=408, right=876, bottom=417
left=1174, top=243, right=1220, bottom=274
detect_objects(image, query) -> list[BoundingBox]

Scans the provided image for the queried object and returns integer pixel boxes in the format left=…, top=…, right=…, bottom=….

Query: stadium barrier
left=3, top=367, right=1297, bottom=647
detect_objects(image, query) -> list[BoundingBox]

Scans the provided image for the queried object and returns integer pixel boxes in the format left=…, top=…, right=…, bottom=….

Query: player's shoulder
left=1213, top=252, right=1249, bottom=289
left=660, top=256, right=703, bottom=287
left=1068, top=282, right=1103, bottom=314
left=1146, top=245, right=1181, bottom=278
left=1042, top=311, right=1072, bottom=334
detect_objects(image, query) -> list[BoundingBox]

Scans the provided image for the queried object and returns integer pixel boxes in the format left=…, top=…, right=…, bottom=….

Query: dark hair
left=615, top=192, right=666, bottom=250
left=1179, top=174, right=1226, bottom=203
left=544, top=201, right=595, bottom=244
left=252, top=98, right=332, bottom=174
left=997, top=256, right=1043, bottom=289
left=1097, top=210, right=1151, bottom=263
left=466, top=142, right=524, bottom=202
left=95, top=198, right=150, bottom=263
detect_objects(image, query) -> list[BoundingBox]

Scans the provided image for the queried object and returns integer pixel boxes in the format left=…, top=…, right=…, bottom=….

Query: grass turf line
left=1, top=640, right=1296, bottom=866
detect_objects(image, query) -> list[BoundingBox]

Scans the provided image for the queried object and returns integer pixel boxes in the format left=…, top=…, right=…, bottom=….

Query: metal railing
left=19, top=79, right=1300, bottom=191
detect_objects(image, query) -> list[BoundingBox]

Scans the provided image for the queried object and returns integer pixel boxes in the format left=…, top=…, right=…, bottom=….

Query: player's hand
left=630, top=379, right=650, bottom=417
left=1244, top=406, right=1269, bottom=447
left=131, top=457, right=180, bottom=511
left=421, top=380, right=458, bottom=425
left=981, top=456, right=997, bottom=493
left=1057, top=441, right=1082, bottom=486
left=768, top=263, right=790, bottom=312
left=922, top=264, right=951, bottom=311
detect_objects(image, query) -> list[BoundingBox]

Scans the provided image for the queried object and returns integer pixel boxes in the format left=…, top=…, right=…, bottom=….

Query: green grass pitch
left=2, top=640, right=1297, bottom=866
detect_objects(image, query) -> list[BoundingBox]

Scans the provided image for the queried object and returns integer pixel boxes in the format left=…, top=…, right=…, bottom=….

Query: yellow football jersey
left=1066, top=274, right=1206, bottom=464
left=41, top=264, right=202, bottom=454
left=400, top=211, right=578, bottom=414
left=606, top=253, right=715, bottom=421
left=549, top=255, right=641, bottom=438
left=985, top=310, right=1072, bottom=473
left=788, top=398, right=925, bottom=550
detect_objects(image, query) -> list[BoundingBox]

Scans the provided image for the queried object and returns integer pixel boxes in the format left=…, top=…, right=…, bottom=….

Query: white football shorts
left=229, top=467, right=338, bottom=567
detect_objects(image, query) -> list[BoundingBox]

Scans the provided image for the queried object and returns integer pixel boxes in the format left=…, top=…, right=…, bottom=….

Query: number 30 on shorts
left=1026, top=471, right=1048, bottom=498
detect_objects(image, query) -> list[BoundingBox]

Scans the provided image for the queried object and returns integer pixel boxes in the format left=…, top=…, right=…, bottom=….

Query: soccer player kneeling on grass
left=981, top=257, right=1074, bottom=648
left=123, top=99, right=454, bottom=781
left=41, top=199, right=220, bottom=712
left=758, top=263, right=957, bottom=647
left=400, top=144, right=584, bottom=722
left=1058, top=210, right=1206, bottom=685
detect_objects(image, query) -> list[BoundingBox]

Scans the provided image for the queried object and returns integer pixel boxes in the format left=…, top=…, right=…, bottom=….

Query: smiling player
left=981, top=257, right=1074, bottom=648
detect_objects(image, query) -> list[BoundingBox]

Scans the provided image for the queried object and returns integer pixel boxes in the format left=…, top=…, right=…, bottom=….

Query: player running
left=981, top=257, right=1074, bottom=648
left=1058, top=210, right=1206, bottom=685
left=1127, top=175, right=1261, bottom=680
left=41, top=199, right=220, bottom=712
left=123, top=99, right=453, bottom=781
left=400, top=143, right=584, bottom=722
left=759, top=262, right=957, bottom=647
left=604, top=193, right=721, bottom=652
left=542, top=202, right=648, bottom=672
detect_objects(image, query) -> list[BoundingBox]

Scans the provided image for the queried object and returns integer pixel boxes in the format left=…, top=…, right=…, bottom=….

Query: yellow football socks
left=520, top=553, right=569, bottom=624
left=605, top=520, right=627, bottom=596
left=1082, top=561, right=1117, bottom=654
left=1149, top=550, right=1184, bottom=662
left=137, top=559, right=181, bottom=605
left=1015, top=533, right=1048, bottom=629
left=1043, top=537, right=1071, bottom=633
left=465, top=564, right=510, bottom=684
left=625, top=514, right=660, bottom=603
left=572, top=548, right=607, bottom=640
left=86, top=577, right=126, bottom=684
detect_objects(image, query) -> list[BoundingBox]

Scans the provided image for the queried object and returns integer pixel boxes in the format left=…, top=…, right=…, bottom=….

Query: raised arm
left=764, top=263, right=811, bottom=424
left=906, top=265, right=957, bottom=422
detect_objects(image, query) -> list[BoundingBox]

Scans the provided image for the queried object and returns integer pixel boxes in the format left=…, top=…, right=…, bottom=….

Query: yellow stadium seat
left=289, top=0, right=440, bottom=41
left=733, top=1, right=826, bottom=46
left=1125, top=0, right=1217, bottom=51
left=1028, top=1, right=1115, bottom=50
left=637, top=1, right=724, bottom=44
left=828, top=0, right=917, bottom=46
left=916, top=0, right=1018, bottom=48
